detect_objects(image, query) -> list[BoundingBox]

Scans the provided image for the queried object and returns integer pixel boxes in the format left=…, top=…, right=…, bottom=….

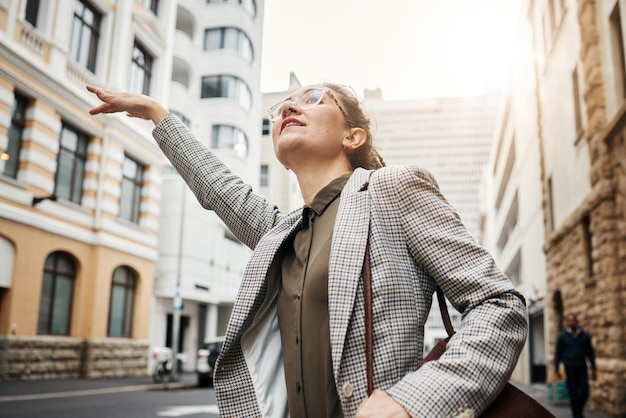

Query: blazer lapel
left=328, top=168, right=372, bottom=374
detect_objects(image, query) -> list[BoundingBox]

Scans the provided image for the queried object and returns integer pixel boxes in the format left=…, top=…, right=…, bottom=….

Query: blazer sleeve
left=152, top=114, right=283, bottom=249
left=377, top=165, right=528, bottom=417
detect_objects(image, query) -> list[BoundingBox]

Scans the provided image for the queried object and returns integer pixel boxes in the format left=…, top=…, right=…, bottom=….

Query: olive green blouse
left=276, top=174, right=350, bottom=418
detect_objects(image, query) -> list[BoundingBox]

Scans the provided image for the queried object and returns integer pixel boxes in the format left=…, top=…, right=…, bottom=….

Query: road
left=0, top=376, right=218, bottom=418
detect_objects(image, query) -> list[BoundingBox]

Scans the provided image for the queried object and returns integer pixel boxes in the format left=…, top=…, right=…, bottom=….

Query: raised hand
left=86, top=85, right=168, bottom=125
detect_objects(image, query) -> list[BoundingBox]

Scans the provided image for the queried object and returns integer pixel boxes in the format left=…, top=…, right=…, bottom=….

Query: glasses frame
left=267, top=87, right=347, bottom=122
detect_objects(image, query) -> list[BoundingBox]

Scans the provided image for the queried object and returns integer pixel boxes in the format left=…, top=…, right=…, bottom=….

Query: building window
left=201, top=75, right=251, bottom=109
left=547, top=176, right=555, bottom=231
left=262, top=118, right=270, bottom=135
left=2, top=93, right=28, bottom=179
left=25, top=0, right=40, bottom=27
left=37, top=252, right=76, bottom=335
left=581, top=214, right=594, bottom=283
left=572, top=67, right=584, bottom=140
left=129, top=41, right=153, bottom=95
left=108, top=266, right=136, bottom=337
left=119, top=155, right=144, bottom=223
left=69, top=0, right=101, bottom=73
left=204, top=27, right=253, bottom=63
left=260, top=164, right=268, bottom=187
left=609, top=3, right=626, bottom=100
left=211, top=125, right=248, bottom=158
left=54, top=123, right=88, bottom=204
left=140, top=0, right=159, bottom=15
left=207, top=0, right=256, bottom=18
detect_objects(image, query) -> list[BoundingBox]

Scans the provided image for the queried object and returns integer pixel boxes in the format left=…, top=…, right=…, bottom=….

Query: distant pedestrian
left=554, top=313, right=597, bottom=418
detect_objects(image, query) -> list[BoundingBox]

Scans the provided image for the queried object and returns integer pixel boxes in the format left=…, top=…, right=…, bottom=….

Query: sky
left=260, top=0, right=524, bottom=100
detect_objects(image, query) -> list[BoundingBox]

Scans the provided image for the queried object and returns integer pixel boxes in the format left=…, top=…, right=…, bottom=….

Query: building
left=151, top=0, right=264, bottom=372
left=0, top=0, right=177, bottom=378
left=482, top=0, right=626, bottom=414
left=479, top=13, right=548, bottom=385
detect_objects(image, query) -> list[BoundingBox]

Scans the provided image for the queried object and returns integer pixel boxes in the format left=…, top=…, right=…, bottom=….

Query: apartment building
left=151, top=0, right=264, bottom=372
left=0, top=0, right=177, bottom=378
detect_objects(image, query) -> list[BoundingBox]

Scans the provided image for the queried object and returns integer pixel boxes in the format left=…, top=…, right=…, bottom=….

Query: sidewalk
left=0, top=373, right=197, bottom=402
left=0, top=375, right=617, bottom=417
left=513, top=381, right=614, bottom=418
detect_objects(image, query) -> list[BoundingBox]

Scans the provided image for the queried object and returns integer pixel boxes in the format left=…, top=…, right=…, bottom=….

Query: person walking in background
left=554, top=313, right=597, bottom=418
left=86, top=83, right=528, bottom=418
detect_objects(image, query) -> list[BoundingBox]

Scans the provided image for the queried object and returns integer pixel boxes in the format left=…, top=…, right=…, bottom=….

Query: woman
left=87, top=83, right=527, bottom=418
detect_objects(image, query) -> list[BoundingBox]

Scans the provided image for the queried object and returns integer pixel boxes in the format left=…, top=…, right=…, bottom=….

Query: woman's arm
left=86, top=86, right=283, bottom=248
left=376, top=165, right=527, bottom=417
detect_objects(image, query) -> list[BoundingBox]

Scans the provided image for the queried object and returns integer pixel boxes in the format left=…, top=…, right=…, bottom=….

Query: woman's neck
left=296, top=166, right=352, bottom=206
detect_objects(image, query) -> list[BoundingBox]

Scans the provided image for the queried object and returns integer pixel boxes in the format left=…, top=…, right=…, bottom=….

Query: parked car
left=196, top=336, right=225, bottom=387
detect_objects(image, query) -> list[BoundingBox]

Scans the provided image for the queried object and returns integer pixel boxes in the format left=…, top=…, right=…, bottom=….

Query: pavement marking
left=157, top=405, right=220, bottom=416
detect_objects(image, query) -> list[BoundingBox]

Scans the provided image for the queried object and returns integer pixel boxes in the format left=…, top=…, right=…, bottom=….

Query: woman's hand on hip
left=356, top=389, right=410, bottom=418
left=86, top=85, right=168, bottom=125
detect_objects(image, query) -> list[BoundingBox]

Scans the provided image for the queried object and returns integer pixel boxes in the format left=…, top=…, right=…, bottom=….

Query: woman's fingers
left=86, top=84, right=167, bottom=124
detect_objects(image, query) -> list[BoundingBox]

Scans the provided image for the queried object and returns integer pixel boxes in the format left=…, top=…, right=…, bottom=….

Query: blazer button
left=342, top=382, right=354, bottom=398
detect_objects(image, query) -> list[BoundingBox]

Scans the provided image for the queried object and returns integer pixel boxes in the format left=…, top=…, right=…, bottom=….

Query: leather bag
left=362, top=245, right=555, bottom=417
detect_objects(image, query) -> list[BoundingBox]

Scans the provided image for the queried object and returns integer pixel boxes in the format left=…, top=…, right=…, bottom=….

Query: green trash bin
left=547, top=381, right=570, bottom=405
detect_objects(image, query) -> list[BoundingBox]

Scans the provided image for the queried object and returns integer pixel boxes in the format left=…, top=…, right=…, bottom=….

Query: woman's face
left=270, top=85, right=349, bottom=171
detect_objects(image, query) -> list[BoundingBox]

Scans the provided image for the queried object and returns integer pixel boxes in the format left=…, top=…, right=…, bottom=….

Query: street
left=0, top=376, right=218, bottom=418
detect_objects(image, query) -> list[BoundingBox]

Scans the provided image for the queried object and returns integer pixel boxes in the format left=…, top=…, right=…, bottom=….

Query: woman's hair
left=323, top=83, right=385, bottom=170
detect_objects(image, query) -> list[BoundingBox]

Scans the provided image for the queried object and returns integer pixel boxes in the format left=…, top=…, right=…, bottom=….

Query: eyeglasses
left=267, top=88, right=347, bottom=122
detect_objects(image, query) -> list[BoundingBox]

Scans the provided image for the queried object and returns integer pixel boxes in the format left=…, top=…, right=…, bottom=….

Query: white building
left=479, top=17, right=548, bottom=383
left=150, top=0, right=265, bottom=372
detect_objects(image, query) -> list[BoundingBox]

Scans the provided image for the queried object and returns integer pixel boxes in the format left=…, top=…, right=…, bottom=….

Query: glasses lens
left=268, top=102, right=283, bottom=121
left=267, top=89, right=326, bottom=121
left=299, top=89, right=324, bottom=108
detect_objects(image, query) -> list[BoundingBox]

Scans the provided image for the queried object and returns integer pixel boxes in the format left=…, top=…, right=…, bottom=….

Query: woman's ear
left=343, top=127, right=367, bottom=150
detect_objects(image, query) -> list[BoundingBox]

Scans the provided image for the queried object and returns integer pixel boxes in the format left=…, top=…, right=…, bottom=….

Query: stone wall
left=0, top=336, right=149, bottom=380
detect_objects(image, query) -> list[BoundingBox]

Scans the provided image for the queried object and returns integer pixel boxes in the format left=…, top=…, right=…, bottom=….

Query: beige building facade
left=0, top=0, right=176, bottom=379
left=504, top=0, right=626, bottom=414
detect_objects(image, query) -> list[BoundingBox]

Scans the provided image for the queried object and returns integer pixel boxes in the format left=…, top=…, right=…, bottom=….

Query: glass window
left=129, top=41, right=153, bottom=95
left=203, top=27, right=253, bottom=63
left=260, top=164, right=268, bottom=187
left=25, top=0, right=40, bottom=27
left=108, top=266, right=136, bottom=337
left=201, top=75, right=251, bottom=109
left=140, top=0, right=159, bottom=15
left=69, top=0, right=101, bottom=73
left=37, top=252, right=76, bottom=335
left=211, top=125, right=248, bottom=158
left=261, top=118, right=269, bottom=135
left=3, top=93, right=28, bottom=179
left=54, top=123, right=88, bottom=204
left=206, top=0, right=256, bottom=18
left=119, top=155, right=144, bottom=223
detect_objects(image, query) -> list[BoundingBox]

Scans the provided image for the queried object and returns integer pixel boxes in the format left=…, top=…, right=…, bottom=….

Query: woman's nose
left=281, top=102, right=299, bottom=119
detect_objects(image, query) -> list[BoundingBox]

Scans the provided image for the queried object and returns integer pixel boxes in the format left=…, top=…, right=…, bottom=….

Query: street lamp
left=171, top=179, right=186, bottom=378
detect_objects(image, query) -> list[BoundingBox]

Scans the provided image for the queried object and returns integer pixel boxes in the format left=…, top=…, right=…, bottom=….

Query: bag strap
left=363, top=242, right=374, bottom=396
left=362, top=244, right=454, bottom=395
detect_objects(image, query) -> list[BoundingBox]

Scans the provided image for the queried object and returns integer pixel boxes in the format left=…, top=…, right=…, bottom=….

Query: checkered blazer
left=153, top=115, right=528, bottom=418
